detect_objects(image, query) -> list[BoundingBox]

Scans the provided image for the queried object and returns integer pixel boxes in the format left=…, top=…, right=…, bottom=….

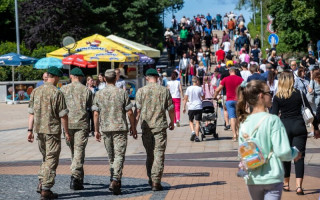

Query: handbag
left=306, top=81, right=315, bottom=104
left=300, top=90, right=314, bottom=124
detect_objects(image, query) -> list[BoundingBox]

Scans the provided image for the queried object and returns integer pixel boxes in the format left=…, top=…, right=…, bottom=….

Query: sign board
left=267, top=15, right=274, bottom=21
left=268, top=34, right=279, bottom=46
left=267, top=22, right=275, bottom=33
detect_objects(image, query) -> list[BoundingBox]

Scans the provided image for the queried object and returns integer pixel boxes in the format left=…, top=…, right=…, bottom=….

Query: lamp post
left=260, top=0, right=263, bottom=48
left=253, top=0, right=256, bottom=26
left=15, top=0, right=20, bottom=54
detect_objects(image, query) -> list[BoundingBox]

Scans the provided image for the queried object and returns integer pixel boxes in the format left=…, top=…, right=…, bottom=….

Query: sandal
left=232, top=137, right=237, bottom=142
left=296, top=187, right=304, bottom=195
left=282, top=185, right=290, bottom=192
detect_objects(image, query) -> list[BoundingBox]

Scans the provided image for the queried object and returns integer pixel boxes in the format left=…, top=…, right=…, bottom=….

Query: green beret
left=47, top=66, right=63, bottom=77
left=105, top=69, right=116, bottom=78
left=70, top=67, right=85, bottom=77
left=146, top=68, right=159, bottom=77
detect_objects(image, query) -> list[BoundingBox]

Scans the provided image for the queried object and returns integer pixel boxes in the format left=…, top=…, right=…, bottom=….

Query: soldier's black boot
left=37, top=179, right=42, bottom=193
left=152, top=182, right=163, bottom=191
left=110, top=180, right=121, bottom=195
left=70, top=176, right=84, bottom=190
left=40, top=189, right=58, bottom=200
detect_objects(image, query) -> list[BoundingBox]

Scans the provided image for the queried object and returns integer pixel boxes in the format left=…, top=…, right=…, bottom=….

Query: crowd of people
left=25, top=10, right=320, bottom=199
left=163, top=11, right=320, bottom=199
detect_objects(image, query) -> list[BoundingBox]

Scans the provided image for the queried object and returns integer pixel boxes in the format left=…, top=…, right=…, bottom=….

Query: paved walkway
left=1, top=101, right=320, bottom=199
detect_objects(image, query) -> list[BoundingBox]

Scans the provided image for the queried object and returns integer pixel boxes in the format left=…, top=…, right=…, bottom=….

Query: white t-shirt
left=260, top=64, right=266, bottom=72
left=223, top=42, right=231, bottom=52
left=185, top=86, right=203, bottom=110
left=239, top=53, right=246, bottom=63
left=240, top=70, right=252, bottom=82
left=116, top=79, right=126, bottom=89
left=167, top=80, right=181, bottom=98
left=98, top=82, right=106, bottom=90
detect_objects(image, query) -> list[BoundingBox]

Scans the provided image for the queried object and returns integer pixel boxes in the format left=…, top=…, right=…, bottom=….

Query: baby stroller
left=199, top=100, right=218, bottom=141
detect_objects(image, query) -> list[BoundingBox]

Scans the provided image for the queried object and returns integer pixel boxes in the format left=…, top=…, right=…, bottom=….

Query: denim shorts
left=225, top=100, right=237, bottom=119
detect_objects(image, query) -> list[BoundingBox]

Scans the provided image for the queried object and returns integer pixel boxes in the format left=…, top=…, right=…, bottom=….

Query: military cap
left=146, top=68, right=159, bottom=77
left=47, top=66, right=63, bottom=77
left=105, top=69, right=116, bottom=78
left=70, top=67, right=85, bottom=77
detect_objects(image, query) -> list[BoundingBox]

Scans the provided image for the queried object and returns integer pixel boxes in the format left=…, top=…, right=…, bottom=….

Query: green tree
left=0, top=0, right=15, bottom=42
left=268, top=0, right=320, bottom=51
left=0, top=41, right=31, bottom=55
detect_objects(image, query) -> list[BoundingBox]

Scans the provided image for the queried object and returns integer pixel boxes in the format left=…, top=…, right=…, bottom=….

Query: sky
left=164, top=0, right=252, bottom=28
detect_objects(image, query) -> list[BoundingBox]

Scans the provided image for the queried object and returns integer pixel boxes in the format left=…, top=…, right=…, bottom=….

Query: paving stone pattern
left=0, top=175, right=169, bottom=200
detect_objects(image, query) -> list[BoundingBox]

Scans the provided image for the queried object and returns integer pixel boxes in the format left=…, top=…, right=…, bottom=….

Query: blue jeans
left=229, top=29, right=234, bottom=40
left=188, top=75, right=193, bottom=86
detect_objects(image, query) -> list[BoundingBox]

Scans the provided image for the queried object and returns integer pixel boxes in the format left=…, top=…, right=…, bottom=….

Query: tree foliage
left=0, top=0, right=15, bottom=42
left=19, top=0, right=88, bottom=49
left=268, top=0, right=320, bottom=51
left=17, top=0, right=183, bottom=50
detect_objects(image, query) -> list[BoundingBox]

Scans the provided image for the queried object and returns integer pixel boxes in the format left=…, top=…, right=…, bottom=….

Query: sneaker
left=308, top=132, right=314, bottom=138
left=190, top=132, right=196, bottom=141
left=176, top=120, right=180, bottom=127
left=224, top=125, right=230, bottom=131
left=174, top=123, right=177, bottom=127
left=195, top=137, right=200, bottom=142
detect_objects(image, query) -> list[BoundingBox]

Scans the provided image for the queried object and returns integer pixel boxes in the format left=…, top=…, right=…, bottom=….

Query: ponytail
left=236, top=80, right=267, bottom=125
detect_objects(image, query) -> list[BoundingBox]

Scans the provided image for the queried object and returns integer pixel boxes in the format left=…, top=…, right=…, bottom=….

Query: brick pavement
left=1, top=103, right=320, bottom=199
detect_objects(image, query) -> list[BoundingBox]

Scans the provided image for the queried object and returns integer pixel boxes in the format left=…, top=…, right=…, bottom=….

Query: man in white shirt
left=240, top=62, right=251, bottom=81
left=179, top=53, right=190, bottom=86
left=183, top=76, right=204, bottom=142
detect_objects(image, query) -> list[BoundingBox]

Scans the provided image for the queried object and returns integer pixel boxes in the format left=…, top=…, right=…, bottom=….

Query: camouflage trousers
left=37, top=133, right=61, bottom=188
left=102, top=131, right=127, bottom=181
left=65, top=129, right=88, bottom=180
left=142, top=128, right=167, bottom=184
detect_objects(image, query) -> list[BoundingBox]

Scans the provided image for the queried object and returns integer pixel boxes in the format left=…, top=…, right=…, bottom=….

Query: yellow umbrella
left=83, top=50, right=139, bottom=62
left=47, top=34, right=138, bottom=59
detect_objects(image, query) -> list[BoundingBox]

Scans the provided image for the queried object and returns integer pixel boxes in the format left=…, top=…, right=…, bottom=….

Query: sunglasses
left=263, top=91, right=274, bottom=96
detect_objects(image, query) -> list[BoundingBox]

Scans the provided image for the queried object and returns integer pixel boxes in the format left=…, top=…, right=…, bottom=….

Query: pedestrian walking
left=237, top=80, right=301, bottom=200
left=214, top=67, right=243, bottom=141
left=179, top=53, right=190, bottom=86
left=115, top=68, right=126, bottom=90
left=27, top=66, right=69, bottom=199
left=135, top=68, right=175, bottom=191
left=167, top=71, right=183, bottom=127
left=183, top=76, right=204, bottom=142
left=271, top=71, right=320, bottom=195
left=60, top=67, right=93, bottom=190
left=92, top=69, right=137, bottom=195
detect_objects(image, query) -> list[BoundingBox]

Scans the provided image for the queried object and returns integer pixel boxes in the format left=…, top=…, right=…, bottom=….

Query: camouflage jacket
left=61, top=81, right=93, bottom=129
left=28, top=82, right=68, bottom=134
left=92, top=84, right=133, bottom=132
left=135, top=82, right=174, bottom=132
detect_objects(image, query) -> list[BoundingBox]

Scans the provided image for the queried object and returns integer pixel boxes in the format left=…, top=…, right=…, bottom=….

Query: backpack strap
left=248, top=113, right=270, bottom=139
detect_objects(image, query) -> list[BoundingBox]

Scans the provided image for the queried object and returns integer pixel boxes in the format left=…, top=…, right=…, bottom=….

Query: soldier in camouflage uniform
left=135, top=68, right=175, bottom=191
left=27, top=66, right=69, bottom=200
left=60, top=67, right=93, bottom=190
left=92, top=69, right=137, bottom=195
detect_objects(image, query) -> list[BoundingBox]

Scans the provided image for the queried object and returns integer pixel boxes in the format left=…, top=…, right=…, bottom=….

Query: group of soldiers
left=27, top=66, right=175, bottom=199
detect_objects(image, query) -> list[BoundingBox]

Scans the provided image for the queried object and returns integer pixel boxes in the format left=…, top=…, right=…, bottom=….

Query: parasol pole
left=12, top=65, right=15, bottom=104
left=97, top=62, right=100, bottom=75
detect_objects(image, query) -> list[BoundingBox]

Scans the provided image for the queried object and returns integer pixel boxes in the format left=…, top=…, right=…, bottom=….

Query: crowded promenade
left=1, top=5, right=320, bottom=200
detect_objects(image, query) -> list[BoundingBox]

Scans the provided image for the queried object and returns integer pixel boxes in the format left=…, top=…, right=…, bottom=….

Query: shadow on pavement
left=169, top=181, right=227, bottom=190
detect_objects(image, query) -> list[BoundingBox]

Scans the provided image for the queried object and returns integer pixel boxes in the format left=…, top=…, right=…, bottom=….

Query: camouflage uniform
left=28, top=82, right=68, bottom=189
left=135, top=82, right=174, bottom=184
left=61, top=81, right=93, bottom=181
left=92, top=85, right=133, bottom=181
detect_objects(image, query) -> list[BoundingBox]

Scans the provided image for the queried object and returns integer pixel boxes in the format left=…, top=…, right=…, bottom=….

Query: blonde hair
left=276, top=71, right=295, bottom=99
left=271, top=50, right=276, bottom=57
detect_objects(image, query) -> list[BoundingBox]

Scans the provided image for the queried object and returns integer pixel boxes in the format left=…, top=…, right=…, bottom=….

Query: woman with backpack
left=196, top=61, right=206, bottom=85
left=271, top=71, right=320, bottom=195
left=237, top=80, right=301, bottom=200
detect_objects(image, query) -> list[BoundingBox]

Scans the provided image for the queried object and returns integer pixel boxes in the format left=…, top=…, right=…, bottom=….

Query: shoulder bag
left=306, top=81, right=315, bottom=104
left=300, top=90, right=314, bottom=124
